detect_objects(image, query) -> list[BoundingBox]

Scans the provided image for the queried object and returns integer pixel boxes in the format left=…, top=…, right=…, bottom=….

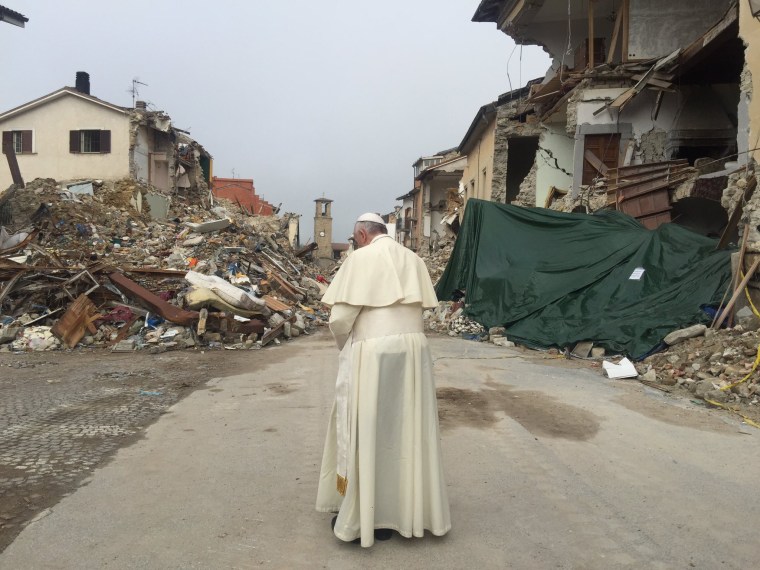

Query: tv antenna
left=129, top=77, right=149, bottom=107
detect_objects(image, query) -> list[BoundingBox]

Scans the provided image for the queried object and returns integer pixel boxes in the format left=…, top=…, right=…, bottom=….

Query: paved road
left=1, top=332, right=759, bottom=569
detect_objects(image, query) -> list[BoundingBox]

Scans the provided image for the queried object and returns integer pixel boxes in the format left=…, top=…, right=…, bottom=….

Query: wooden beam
left=2, top=141, right=24, bottom=187
left=616, top=175, right=690, bottom=202
left=609, top=159, right=689, bottom=177
left=588, top=0, right=595, bottom=69
left=0, top=271, right=25, bottom=305
left=713, top=257, right=760, bottom=330
left=606, top=5, right=624, bottom=64
left=727, top=224, right=751, bottom=327
left=652, top=90, right=665, bottom=121
left=609, top=164, right=692, bottom=190
left=622, top=0, right=630, bottom=63
left=583, top=150, right=609, bottom=176
left=630, top=74, right=674, bottom=90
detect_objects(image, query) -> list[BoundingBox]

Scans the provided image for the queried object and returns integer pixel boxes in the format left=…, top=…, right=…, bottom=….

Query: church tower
left=314, top=197, right=333, bottom=260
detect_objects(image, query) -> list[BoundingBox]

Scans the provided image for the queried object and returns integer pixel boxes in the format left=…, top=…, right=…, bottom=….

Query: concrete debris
left=638, top=325, right=760, bottom=417
left=423, top=301, right=486, bottom=340
left=184, top=218, right=231, bottom=234
left=111, top=339, right=136, bottom=353
left=9, top=326, right=61, bottom=352
left=591, top=347, right=606, bottom=358
left=0, top=177, right=330, bottom=353
left=663, top=324, right=707, bottom=346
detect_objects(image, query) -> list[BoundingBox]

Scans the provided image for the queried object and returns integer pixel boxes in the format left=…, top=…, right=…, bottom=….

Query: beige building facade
left=0, top=89, right=130, bottom=189
left=460, top=109, right=496, bottom=206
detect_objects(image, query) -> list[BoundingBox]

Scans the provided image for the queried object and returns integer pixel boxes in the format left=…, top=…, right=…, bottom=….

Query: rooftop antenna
left=129, top=77, right=148, bottom=107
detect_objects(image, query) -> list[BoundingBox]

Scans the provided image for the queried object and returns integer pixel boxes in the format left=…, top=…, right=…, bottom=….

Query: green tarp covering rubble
left=435, top=199, right=732, bottom=359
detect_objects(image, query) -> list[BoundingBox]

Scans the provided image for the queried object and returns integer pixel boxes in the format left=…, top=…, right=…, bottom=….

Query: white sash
left=335, top=331, right=353, bottom=495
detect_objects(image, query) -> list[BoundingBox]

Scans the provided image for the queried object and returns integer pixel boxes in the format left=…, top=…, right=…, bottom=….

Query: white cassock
left=315, top=234, right=451, bottom=547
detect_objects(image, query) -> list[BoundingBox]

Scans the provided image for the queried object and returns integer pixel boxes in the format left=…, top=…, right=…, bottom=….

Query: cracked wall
left=535, top=125, right=574, bottom=208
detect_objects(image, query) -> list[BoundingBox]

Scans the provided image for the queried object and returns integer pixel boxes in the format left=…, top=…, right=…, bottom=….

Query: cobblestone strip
left=0, top=372, right=182, bottom=552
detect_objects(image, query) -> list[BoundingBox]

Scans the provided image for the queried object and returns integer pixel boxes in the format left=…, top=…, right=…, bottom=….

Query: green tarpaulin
left=435, top=199, right=732, bottom=359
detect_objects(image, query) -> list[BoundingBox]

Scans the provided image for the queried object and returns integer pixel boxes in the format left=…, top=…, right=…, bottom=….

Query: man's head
left=352, top=213, right=387, bottom=249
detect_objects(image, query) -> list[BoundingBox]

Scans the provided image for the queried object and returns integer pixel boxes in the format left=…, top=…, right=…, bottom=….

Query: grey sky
left=0, top=1, right=549, bottom=242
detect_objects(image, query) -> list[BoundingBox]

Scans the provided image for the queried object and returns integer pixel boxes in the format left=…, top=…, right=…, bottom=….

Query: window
left=69, top=130, right=111, bottom=154
left=1, top=130, right=33, bottom=154
left=81, top=130, right=100, bottom=153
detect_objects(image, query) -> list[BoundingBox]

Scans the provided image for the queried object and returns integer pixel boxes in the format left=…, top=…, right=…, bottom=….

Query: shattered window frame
left=80, top=130, right=102, bottom=153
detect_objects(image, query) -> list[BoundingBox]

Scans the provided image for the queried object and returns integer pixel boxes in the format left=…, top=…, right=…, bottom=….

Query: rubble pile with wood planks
left=0, top=177, right=329, bottom=353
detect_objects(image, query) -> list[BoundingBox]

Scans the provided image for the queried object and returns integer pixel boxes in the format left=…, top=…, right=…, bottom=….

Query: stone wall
left=638, top=127, right=669, bottom=163
left=490, top=102, right=542, bottom=204
left=513, top=160, right=538, bottom=207
left=490, top=105, right=511, bottom=203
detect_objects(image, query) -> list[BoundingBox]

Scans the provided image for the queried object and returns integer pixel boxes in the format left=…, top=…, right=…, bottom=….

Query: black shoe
left=374, top=528, right=393, bottom=541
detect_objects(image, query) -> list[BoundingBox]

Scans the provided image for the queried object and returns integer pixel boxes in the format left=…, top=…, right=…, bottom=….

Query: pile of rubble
left=0, top=177, right=329, bottom=352
left=422, top=238, right=455, bottom=286
left=636, top=324, right=760, bottom=409
left=424, top=301, right=486, bottom=339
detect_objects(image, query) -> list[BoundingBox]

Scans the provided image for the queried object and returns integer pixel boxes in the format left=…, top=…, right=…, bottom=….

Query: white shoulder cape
left=321, top=235, right=438, bottom=308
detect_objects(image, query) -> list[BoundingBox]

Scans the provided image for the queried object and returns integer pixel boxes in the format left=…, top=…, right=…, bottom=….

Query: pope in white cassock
left=315, top=212, right=451, bottom=547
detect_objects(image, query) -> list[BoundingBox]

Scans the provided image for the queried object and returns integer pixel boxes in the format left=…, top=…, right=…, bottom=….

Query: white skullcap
left=356, top=212, right=385, bottom=224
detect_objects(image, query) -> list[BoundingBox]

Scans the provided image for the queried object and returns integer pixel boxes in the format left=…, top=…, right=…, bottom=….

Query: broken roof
left=459, top=80, right=540, bottom=153
left=520, top=2, right=740, bottom=123
left=459, top=102, right=497, bottom=154
left=416, top=155, right=467, bottom=181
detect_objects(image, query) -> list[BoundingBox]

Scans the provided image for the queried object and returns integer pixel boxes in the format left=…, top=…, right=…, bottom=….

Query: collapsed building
left=470, top=1, right=758, bottom=234
left=409, top=2, right=760, bottom=417
left=417, top=0, right=760, bottom=325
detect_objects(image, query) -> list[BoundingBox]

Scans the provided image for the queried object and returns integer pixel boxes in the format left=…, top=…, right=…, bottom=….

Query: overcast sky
left=0, top=1, right=550, bottom=242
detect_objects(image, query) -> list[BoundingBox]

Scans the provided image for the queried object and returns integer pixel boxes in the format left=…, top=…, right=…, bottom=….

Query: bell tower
left=314, top=198, right=333, bottom=260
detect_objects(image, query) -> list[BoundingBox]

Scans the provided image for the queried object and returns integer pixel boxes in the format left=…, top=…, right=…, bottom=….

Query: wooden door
left=583, top=134, right=620, bottom=185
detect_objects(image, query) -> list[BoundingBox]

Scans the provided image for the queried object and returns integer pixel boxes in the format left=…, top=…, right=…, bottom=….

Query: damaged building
left=0, top=72, right=212, bottom=215
left=406, top=2, right=760, bottom=363
left=397, top=149, right=465, bottom=253
left=459, top=83, right=543, bottom=208
left=471, top=0, right=759, bottom=238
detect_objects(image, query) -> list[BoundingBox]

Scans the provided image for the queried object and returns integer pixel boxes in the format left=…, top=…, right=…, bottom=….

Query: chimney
left=75, top=71, right=90, bottom=95
left=135, top=100, right=147, bottom=110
